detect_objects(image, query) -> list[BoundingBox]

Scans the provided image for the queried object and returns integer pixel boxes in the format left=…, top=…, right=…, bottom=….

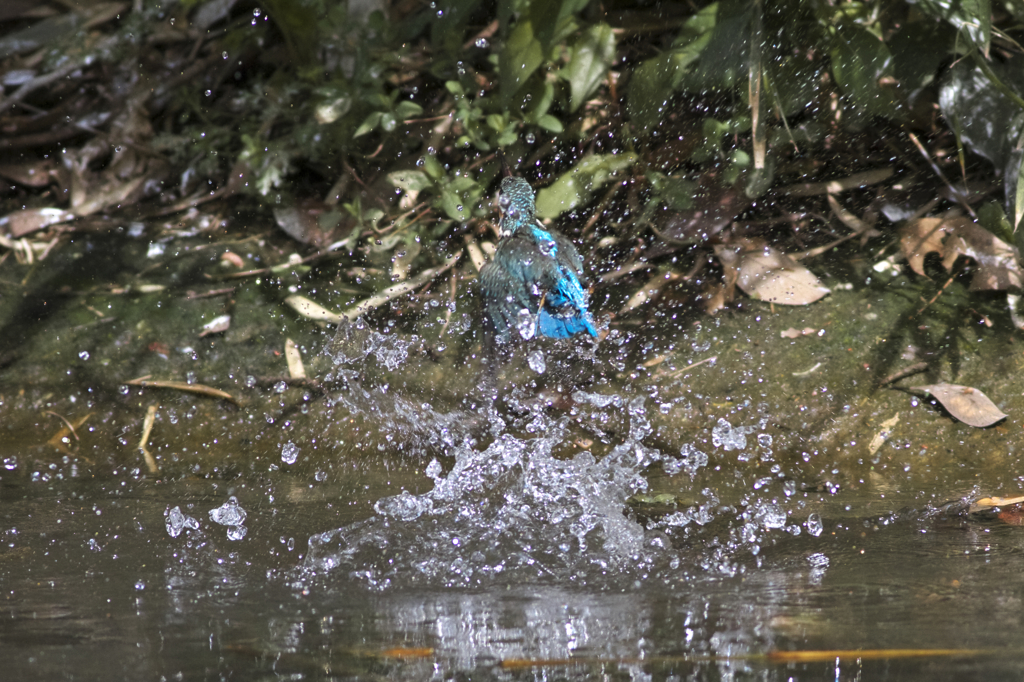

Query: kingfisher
left=480, top=158, right=598, bottom=343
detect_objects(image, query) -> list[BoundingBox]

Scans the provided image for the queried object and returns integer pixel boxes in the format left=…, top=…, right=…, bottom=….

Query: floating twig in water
left=138, top=404, right=160, bottom=475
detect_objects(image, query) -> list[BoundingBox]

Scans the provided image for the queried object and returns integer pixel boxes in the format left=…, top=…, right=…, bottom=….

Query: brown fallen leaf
left=284, top=338, right=306, bottom=379
left=0, top=160, right=59, bottom=188
left=715, top=238, right=830, bottom=305
left=899, top=212, right=1022, bottom=290
left=780, top=327, right=819, bottom=339
left=198, top=314, right=231, bottom=337
left=912, top=383, right=1007, bottom=427
left=868, top=413, right=900, bottom=455
left=969, top=495, right=1024, bottom=514
left=0, top=207, right=75, bottom=238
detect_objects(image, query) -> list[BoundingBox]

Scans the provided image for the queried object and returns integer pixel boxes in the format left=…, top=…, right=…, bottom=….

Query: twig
left=906, top=132, right=976, bottom=220
left=44, top=411, right=81, bottom=442
left=138, top=404, right=160, bottom=475
left=0, top=35, right=118, bottom=114
left=124, top=377, right=239, bottom=405
left=664, top=355, right=718, bottom=377
left=880, top=362, right=928, bottom=387
left=915, top=269, right=960, bottom=316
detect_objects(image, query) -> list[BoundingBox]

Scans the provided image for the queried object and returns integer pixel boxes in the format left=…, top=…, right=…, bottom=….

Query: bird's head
left=497, top=176, right=535, bottom=237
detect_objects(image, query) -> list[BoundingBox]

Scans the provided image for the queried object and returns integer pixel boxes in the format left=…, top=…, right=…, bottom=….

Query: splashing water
left=302, top=398, right=661, bottom=589
left=303, top=323, right=812, bottom=590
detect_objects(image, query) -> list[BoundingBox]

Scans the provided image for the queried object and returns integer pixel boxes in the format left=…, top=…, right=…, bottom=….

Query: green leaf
left=440, top=189, right=465, bottom=220
left=830, top=23, right=900, bottom=119
left=380, top=112, right=397, bottom=132
left=536, top=114, right=564, bottom=133
left=501, top=21, right=544, bottom=104
left=423, top=155, right=446, bottom=180
left=916, top=0, right=990, bottom=56
left=627, top=54, right=680, bottom=133
left=445, top=80, right=465, bottom=97
left=565, top=23, right=616, bottom=112
left=387, top=170, right=432, bottom=192
left=648, top=171, right=696, bottom=211
left=535, top=153, right=637, bottom=218
left=354, top=112, right=382, bottom=137
left=627, top=4, right=718, bottom=132
left=394, top=100, right=423, bottom=119
left=528, top=0, right=589, bottom=49
left=486, top=113, right=507, bottom=132
left=523, top=79, right=556, bottom=121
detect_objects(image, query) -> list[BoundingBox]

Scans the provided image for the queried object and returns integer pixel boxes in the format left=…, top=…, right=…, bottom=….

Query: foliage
left=7, top=0, right=1024, bottom=324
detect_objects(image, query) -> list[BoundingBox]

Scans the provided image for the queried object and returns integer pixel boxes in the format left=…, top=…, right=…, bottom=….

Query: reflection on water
left=3, top=320, right=1024, bottom=680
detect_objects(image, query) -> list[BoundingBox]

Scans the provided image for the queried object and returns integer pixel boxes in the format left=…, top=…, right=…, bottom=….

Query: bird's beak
left=498, top=149, right=512, bottom=178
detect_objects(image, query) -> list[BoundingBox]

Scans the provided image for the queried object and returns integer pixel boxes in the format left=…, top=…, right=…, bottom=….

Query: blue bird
left=480, top=164, right=598, bottom=343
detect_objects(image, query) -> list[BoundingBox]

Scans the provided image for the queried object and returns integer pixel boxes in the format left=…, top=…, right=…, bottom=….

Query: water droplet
left=516, top=308, right=536, bottom=340
left=806, top=512, right=823, bottom=537
left=475, top=38, right=489, bottom=48
left=527, top=350, right=546, bottom=374
left=78, top=351, right=90, bottom=360
left=281, top=441, right=299, bottom=465
left=210, top=497, right=246, bottom=525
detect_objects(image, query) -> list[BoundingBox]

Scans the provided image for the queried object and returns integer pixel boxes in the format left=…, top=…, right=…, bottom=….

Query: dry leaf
left=899, top=213, right=1022, bottom=290
left=285, top=338, right=306, bottom=379
left=969, top=495, right=1024, bottom=513
left=899, top=215, right=951, bottom=277
left=868, top=413, right=900, bottom=455
left=0, top=207, right=75, bottom=237
left=220, top=251, right=244, bottom=268
left=780, top=327, right=819, bottom=339
left=912, top=383, right=1007, bottom=427
left=285, top=294, right=343, bottom=323
left=199, top=314, right=231, bottom=337
left=716, top=239, right=830, bottom=305
left=0, top=160, right=59, bottom=188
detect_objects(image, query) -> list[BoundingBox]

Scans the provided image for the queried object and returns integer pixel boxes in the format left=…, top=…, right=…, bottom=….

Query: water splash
left=302, top=397, right=665, bottom=589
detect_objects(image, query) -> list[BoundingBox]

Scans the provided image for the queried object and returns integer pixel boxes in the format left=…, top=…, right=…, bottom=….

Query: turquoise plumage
left=480, top=166, right=597, bottom=342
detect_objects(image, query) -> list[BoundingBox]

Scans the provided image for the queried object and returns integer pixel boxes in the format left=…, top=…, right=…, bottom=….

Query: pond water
left=2, top=228, right=1024, bottom=680
left=3, top=312, right=1024, bottom=681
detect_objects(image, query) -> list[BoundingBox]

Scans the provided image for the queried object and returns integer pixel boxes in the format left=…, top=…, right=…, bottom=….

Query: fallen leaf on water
left=912, top=383, right=1007, bottom=427
left=780, top=327, right=819, bottom=339
left=868, top=413, right=900, bottom=456
left=199, top=314, right=231, bottom=337
left=285, top=338, right=306, bottom=379
left=969, top=495, right=1024, bottom=514
left=285, top=294, right=343, bottom=323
